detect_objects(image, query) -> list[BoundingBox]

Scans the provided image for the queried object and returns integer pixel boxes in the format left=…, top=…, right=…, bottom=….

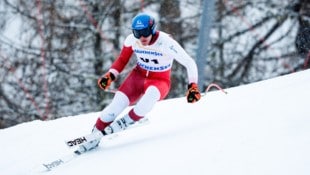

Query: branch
left=0, top=84, right=20, bottom=112
left=228, top=15, right=289, bottom=80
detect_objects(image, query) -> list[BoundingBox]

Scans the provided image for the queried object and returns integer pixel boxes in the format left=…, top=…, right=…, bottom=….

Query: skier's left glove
left=97, top=72, right=115, bottom=90
left=186, top=83, right=201, bottom=103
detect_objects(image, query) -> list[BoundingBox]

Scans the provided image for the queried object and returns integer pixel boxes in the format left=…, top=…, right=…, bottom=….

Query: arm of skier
left=167, top=40, right=201, bottom=103
left=98, top=38, right=134, bottom=90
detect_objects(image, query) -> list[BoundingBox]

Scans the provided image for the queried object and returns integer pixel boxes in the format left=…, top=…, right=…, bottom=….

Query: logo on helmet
left=135, top=20, right=145, bottom=28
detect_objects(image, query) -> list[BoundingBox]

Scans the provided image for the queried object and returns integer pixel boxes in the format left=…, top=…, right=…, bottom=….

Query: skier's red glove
left=186, top=83, right=201, bottom=103
left=97, top=72, right=115, bottom=90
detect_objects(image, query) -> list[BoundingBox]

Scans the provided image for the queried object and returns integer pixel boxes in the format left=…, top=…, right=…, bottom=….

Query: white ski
left=34, top=118, right=150, bottom=172
left=65, top=118, right=150, bottom=148
left=30, top=152, right=78, bottom=173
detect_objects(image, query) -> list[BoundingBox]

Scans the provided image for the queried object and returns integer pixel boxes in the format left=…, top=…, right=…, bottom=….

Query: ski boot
left=75, top=127, right=103, bottom=154
left=75, top=115, right=135, bottom=154
left=103, top=114, right=135, bottom=134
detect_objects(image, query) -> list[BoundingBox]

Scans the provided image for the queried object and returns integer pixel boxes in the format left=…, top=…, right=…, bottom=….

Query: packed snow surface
left=1, top=70, right=309, bottom=175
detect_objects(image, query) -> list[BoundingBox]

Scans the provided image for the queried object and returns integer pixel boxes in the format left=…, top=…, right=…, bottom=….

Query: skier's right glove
left=97, top=72, right=115, bottom=90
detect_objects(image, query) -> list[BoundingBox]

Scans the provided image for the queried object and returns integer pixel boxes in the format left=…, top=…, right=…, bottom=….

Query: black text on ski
left=66, top=137, right=88, bottom=147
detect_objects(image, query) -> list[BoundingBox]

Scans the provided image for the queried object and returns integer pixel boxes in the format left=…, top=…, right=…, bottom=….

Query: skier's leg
left=104, top=86, right=161, bottom=134
left=78, top=91, right=130, bottom=152
left=128, top=77, right=170, bottom=121
left=97, top=91, right=130, bottom=127
left=131, top=85, right=161, bottom=118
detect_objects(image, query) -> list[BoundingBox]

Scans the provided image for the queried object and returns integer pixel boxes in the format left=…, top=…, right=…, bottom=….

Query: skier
left=78, top=13, right=201, bottom=152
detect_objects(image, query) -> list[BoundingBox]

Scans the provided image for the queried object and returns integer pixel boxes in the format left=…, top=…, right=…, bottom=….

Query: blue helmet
left=131, top=13, right=156, bottom=38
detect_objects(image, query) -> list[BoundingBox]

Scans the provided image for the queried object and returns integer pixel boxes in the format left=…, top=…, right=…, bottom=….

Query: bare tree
left=207, top=0, right=305, bottom=87
left=0, top=0, right=157, bottom=128
left=293, top=0, right=310, bottom=68
left=0, top=0, right=132, bottom=127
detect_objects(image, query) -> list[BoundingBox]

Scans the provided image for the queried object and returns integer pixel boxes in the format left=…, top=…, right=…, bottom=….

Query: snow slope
left=1, top=70, right=310, bottom=175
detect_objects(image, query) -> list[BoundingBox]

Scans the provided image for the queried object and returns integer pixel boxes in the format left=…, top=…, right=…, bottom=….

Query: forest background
left=0, top=0, right=309, bottom=128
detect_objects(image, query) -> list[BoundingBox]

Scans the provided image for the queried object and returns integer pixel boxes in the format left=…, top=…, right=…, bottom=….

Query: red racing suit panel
left=118, top=66, right=171, bottom=105
left=110, top=46, right=134, bottom=74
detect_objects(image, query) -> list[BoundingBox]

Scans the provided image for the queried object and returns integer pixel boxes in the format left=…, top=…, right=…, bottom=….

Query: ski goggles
left=132, top=27, right=152, bottom=38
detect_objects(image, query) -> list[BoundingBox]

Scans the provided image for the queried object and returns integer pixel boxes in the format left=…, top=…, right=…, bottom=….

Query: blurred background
left=0, top=0, right=309, bottom=128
